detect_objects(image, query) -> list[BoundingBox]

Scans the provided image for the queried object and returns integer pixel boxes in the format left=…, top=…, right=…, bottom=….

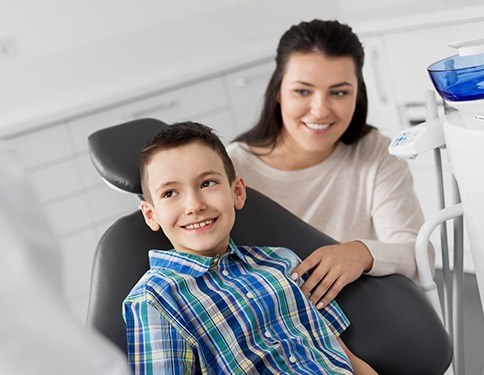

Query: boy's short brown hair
left=140, top=121, right=236, bottom=202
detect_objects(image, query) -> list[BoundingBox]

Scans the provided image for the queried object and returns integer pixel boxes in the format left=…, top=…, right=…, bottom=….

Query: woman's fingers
left=293, top=241, right=374, bottom=308
left=295, top=250, right=343, bottom=305
left=291, top=251, right=320, bottom=282
left=312, top=276, right=347, bottom=309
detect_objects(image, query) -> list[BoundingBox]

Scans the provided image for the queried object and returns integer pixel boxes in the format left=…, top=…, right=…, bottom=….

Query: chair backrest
left=86, top=118, right=452, bottom=374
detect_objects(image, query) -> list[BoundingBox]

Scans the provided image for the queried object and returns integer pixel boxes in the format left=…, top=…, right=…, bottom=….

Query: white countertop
left=1, top=3, right=484, bottom=137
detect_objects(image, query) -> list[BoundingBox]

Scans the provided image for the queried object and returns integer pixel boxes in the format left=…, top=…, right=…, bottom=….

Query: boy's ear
left=139, top=200, right=161, bottom=232
left=233, top=177, right=246, bottom=210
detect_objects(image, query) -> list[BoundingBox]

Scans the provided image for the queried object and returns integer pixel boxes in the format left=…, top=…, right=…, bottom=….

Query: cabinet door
left=128, top=77, right=228, bottom=124
left=28, top=159, right=84, bottom=203
left=4, top=124, right=74, bottom=169
left=42, top=194, right=93, bottom=236
left=191, top=111, right=235, bottom=144
left=360, top=35, right=403, bottom=138
left=223, top=60, right=275, bottom=135
left=407, top=150, right=474, bottom=271
left=68, top=106, right=129, bottom=153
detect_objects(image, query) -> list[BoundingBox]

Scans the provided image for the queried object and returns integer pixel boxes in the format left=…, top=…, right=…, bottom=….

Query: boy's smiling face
left=140, top=141, right=246, bottom=257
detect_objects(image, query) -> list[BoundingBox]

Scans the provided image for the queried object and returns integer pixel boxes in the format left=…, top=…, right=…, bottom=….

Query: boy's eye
left=201, top=180, right=217, bottom=188
left=161, top=190, right=177, bottom=199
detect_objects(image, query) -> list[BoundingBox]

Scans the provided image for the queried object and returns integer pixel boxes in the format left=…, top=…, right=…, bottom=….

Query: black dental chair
left=86, top=118, right=452, bottom=374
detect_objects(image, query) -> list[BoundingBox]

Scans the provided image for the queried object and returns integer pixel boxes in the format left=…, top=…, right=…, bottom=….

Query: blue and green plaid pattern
left=124, top=239, right=352, bottom=374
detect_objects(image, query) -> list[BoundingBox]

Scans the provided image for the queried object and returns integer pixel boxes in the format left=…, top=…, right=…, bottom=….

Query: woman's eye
left=331, top=90, right=348, bottom=97
left=201, top=180, right=217, bottom=188
left=294, top=89, right=310, bottom=96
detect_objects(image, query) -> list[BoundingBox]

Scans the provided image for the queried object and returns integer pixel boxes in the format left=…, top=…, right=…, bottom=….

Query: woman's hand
left=291, top=241, right=374, bottom=309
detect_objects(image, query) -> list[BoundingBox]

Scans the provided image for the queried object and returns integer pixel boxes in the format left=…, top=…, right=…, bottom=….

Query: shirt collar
left=149, top=238, right=246, bottom=277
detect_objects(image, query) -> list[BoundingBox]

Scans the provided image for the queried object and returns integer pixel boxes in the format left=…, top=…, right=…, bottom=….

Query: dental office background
left=1, top=0, right=483, bottom=338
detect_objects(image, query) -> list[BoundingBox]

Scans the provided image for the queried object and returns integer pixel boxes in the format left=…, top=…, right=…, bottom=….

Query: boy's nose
left=184, top=193, right=207, bottom=215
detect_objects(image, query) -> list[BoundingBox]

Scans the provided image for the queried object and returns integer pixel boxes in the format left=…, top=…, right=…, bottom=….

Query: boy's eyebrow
left=292, top=80, right=353, bottom=89
left=155, top=181, right=178, bottom=192
left=155, top=170, right=223, bottom=192
left=199, top=170, right=223, bottom=178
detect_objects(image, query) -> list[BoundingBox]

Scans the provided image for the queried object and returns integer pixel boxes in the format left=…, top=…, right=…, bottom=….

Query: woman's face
left=278, top=52, right=358, bottom=159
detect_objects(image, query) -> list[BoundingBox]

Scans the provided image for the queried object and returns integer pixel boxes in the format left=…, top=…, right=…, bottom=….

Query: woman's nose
left=184, top=192, right=207, bottom=215
left=310, top=94, right=331, bottom=117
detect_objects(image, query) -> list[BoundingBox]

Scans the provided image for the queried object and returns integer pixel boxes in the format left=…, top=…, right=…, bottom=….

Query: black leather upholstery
left=86, top=118, right=452, bottom=374
left=88, top=118, right=167, bottom=194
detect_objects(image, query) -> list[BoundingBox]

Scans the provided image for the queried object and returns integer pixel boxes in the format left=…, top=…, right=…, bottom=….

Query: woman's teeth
left=185, top=219, right=214, bottom=230
left=305, top=122, right=331, bottom=130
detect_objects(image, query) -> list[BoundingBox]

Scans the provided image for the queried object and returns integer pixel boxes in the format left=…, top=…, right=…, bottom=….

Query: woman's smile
left=302, top=121, right=334, bottom=132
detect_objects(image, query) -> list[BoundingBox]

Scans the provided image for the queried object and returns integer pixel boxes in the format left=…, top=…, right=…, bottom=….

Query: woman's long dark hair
left=233, top=19, right=373, bottom=148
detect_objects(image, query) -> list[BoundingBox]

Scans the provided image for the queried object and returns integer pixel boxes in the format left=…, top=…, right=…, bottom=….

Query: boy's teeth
left=306, top=123, right=330, bottom=130
left=185, top=219, right=213, bottom=230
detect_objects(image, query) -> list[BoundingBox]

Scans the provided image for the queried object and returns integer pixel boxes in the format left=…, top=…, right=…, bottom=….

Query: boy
left=123, top=121, right=376, bottom=374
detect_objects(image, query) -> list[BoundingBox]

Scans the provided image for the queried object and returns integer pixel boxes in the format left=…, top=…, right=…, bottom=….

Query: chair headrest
left=88, top=118, right=168, bottom=194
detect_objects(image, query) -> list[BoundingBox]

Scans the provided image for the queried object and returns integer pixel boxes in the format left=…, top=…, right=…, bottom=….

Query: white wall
left=2, top=0, right=481, bottom=63
left=337, top=0, right=483, bottom=24
left=0, top=0, right=339, bottom=62
left=0, top=0, right=343, bottom=133
left=0, top=0, right=238, bottom=60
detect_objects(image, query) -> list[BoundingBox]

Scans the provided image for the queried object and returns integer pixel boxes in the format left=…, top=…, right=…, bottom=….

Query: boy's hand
left=291, top=241, right=373, bottom=308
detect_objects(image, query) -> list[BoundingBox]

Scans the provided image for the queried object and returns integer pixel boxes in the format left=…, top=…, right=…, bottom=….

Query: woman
left=227, top=19, right=433, bottom=309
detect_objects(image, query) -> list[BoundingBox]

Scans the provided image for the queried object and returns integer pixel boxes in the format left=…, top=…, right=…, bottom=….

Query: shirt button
left=264, top=331, right=272, bottom=338
left=246, top=292, right=254, bottom=299
left=289, top=355, right=297, bottom=363
left=222, top=270, right=229, bottom=276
